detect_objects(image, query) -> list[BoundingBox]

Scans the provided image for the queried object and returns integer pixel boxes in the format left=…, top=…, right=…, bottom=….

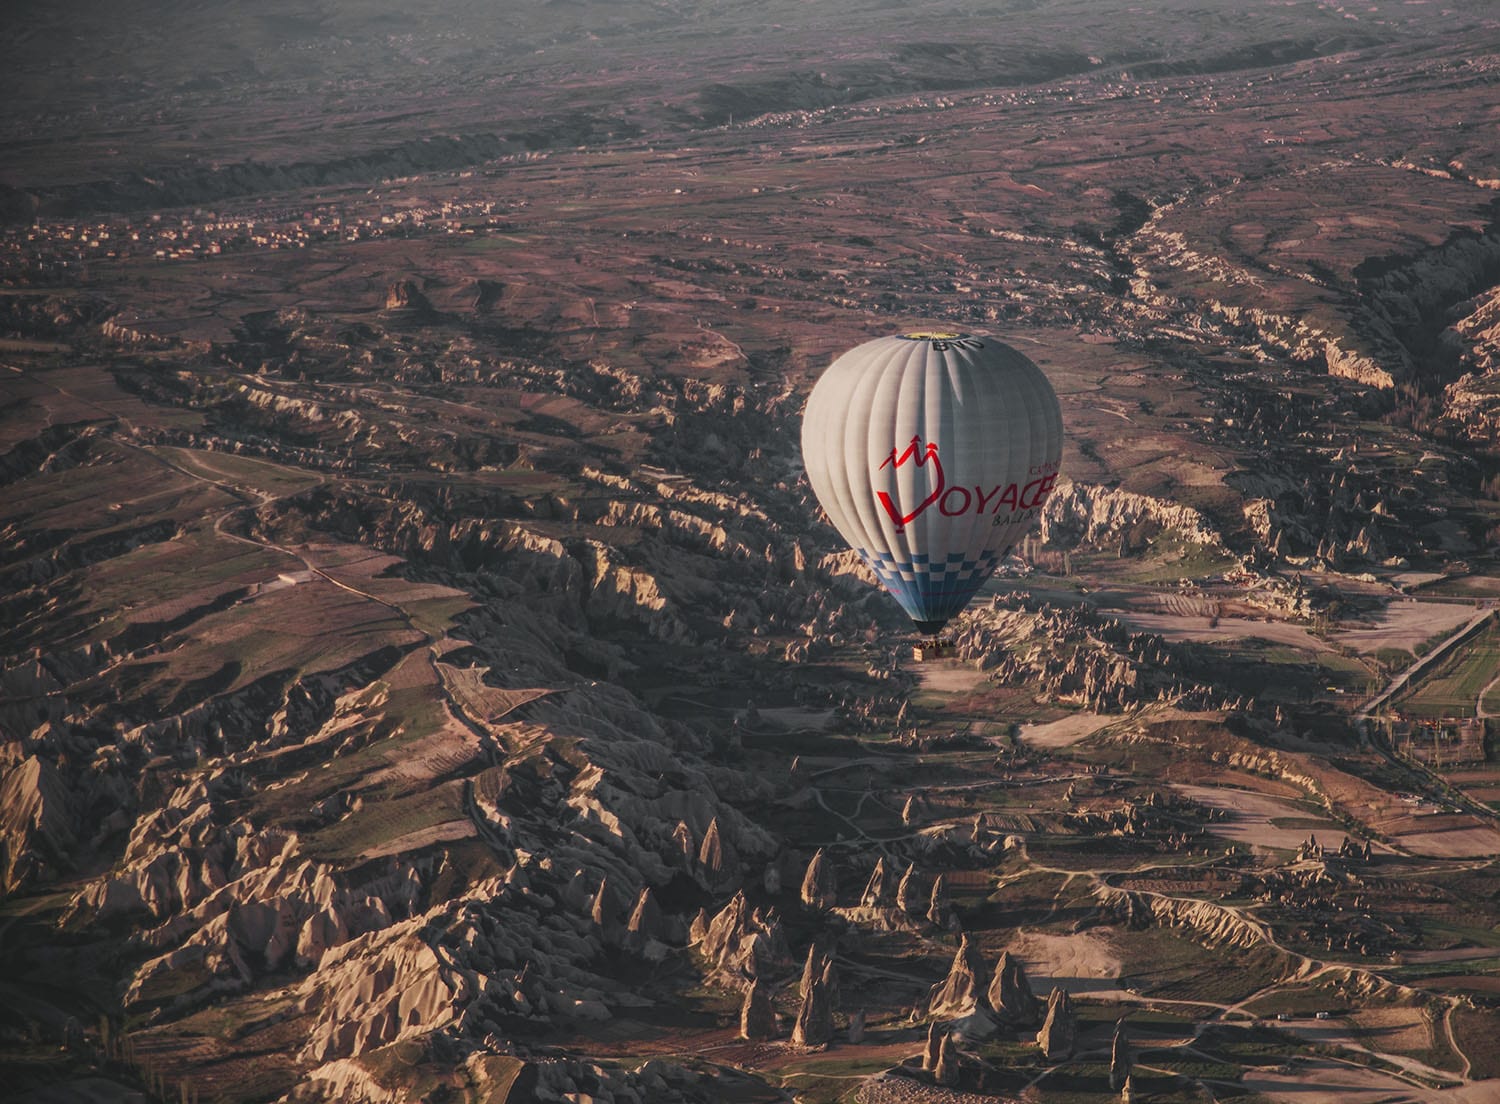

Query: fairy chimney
left=792, top=970, right=833, bottom=1048
left=1036, top=987, right=1076, bottom=1060
left=934, top=1033, right=960, bottom=1087
left=1110, top=1018, right=1132, bottom=1091
left=988, top=950, right=1044, bottom=1026
left=800, top=848, right=837, bottom=910
left=740, top=978, right=776, bottom=1040
left=860, top=857, right=890, bottom=908
left=625, top=886, right=664, bottom=948
left=922, top=1021, right=943, bottom=1070
left=928, top=933, right=984, bottom=1018
left=926, top=872, right=951, bottom=927
left=589, top=877, right=619, bottom=943
left=897, top=862, right=921, bottom=914
left=698, top=817, right=738, bottom=889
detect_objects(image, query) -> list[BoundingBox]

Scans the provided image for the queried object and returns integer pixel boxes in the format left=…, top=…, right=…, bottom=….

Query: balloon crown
left=899, top=331, right=966, bottom=341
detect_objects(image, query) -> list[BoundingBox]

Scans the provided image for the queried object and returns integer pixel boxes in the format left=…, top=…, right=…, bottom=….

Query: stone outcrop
left=381, top=279, right=435, bottom=314
left=896, top=863, right=921, bottom=914
left=800, top=848, right=837, bottom=910
left=590, top=877, right=620, bottom=944
left=928, top=933, right=985, bottom=1019
left=697, top=816, right=738, bottom=890
left=1094, top=884, right=1269, bottom=949
left=952, top=597, right=1202, bottom=714
left=700, top=891, right=791, bottom=980
left=625, top=886, right=665, bottom=954
left=933, top=1033, right=960, bottom=1087
left=1036, top=987, right=1076, bottom=1060
left=988, top=951, right=1044, bottom=1027
left=0, top=755, right=79, bottom=892
left=926, top=873, right=951, bottom=928
left=1041, top=479, right=1224, bottom=552
left=819, top=956, right=841, bottom=1017
left=922, top=1022, right=943, bottom=1071
left=847, top=1008, right=865, bottom=1044
left=860, top=857, right=890, bottom=908
left=1110, top=1018, right=1132, bottom=1091
left=740, top=979, right=776, bottom=1040
left=791, top=966, right=834, bottom=1048
left=672, top=821, right=696, bottom=867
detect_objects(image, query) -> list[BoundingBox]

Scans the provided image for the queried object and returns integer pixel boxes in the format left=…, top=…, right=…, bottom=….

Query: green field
left=1394, top=621, right=1500, bottom=720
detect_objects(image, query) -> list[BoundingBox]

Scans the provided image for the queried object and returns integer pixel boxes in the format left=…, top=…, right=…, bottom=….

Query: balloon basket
left=912, top=638, right=950, bottom=662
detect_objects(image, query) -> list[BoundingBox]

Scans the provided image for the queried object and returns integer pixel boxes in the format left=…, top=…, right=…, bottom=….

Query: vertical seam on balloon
left=821, top=339, right=906, bottom=567
left=840, top=339, right=916, bottom=617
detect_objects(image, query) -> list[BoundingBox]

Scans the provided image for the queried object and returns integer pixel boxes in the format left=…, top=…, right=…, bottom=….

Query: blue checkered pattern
left=856, top=546, right=1006, bottom=625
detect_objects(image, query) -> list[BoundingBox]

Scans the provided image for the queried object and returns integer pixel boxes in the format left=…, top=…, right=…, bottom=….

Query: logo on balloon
left=877, top=436, right=945, bottom=531
left=877, top=435, right=1059, bottom=532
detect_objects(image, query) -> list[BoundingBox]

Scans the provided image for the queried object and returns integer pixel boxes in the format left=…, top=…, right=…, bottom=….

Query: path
left=1477, top=671, right=1500, bottom=720
left=1357, top=608, right=1494, bottom=723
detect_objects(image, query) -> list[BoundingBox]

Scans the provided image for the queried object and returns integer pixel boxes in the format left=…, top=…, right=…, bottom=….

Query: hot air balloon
left=801, top=332, right=1063, bottom=637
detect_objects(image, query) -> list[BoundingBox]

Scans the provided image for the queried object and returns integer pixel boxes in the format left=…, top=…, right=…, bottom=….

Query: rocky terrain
left=5, top=1, right=1500, bottom=1102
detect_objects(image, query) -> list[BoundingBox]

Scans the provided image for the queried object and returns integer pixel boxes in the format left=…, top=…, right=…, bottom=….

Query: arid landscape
left=5, top=1, right=1500, bottom=1101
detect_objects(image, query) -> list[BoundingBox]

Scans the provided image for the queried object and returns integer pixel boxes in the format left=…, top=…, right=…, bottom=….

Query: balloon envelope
left=801, top=332, right=1063, bottom=633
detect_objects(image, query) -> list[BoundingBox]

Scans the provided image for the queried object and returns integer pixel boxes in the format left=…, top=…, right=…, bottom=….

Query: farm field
left=5, top=1, right=1500, bottom=1101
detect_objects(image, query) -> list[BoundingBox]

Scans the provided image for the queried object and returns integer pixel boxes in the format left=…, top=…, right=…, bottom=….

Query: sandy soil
left=1332, top=600, right=1476, bottom=654
left=1112, top=611, right=1328, bottom=650
left=1390, top=825, right=1500, bottom=859
left=1243, top=1057, right=1490, bottom=1103
left=1395, top=572, right=1448, bottom=589
left=1189, top=767, right=1308, bottom=800
left=1172, top=783, right=1348, bottom=852
left=1010, top=931, right=1122, bottom=993
left=1401, top=947, right=1500, bottom=964
left=360, top=819, right=476, bottom=860
left=1018, top=712, right=1117, bottom=748
left=916, top=662, right=987, bottom=694
left=1342, top=1007, right=1433, bottom=1056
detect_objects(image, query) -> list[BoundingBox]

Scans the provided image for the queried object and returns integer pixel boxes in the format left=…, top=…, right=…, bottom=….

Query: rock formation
left=701, top=891, right=791, bottom=980
left=798, top=944, right=825, bottom=1000
left=381, top=279, right=434, bottom=313
left=926, top=873, right=951, bottom=928
left=672, top=821, right=696, bottom=867
left=928, top=933, right=985, bottom=1019
left=901, top=794, right=920, bottom=825
left=922, top=1021, right=943, bottom=1071
left=896, top=862, right=922, bottom=914
left=791, top=967, right=833, bottom=1048
left=1110, top=1018, right=1132, bottom=1091
left=860, top=857, right=889, bottom=908
left=934, top=1033, right=960, bottom=1087
left=819, top=955, right=840, bottom=1017
left=590, top=877, right=619, bottom=944
left=697, top=816, right=738, bottom=890
left=1036, top=987, right=1077, bottom=1060
left=739, top=979, right=776, bottom=1040
left=625, top=886, right=665, bottom=954
left=0, top=756, right=78, bottom=892
left=800, top=848, right=836, bottom=910
left=847, top=1008, right=865, bottom=1044
left=988, top=950, right=1044, bottom=1026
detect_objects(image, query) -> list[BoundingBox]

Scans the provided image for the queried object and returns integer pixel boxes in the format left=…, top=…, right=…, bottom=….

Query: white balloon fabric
left=801, top=332, right=1063, bottom=634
